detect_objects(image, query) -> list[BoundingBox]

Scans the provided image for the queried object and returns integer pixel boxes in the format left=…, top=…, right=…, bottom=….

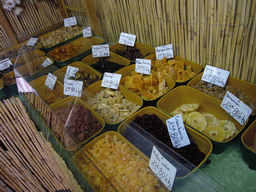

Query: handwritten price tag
left=27, top=38, right=38, bottom=46
left=221, top=91, right=252, bottom=125
left=82, top=26, right=92, bottom=38
left=45, top=73, right=57, bottom=90
left=149, top=146, right=177, bottom=191
left=166, top=114, right=191, bottom=148
left=64, top=16, right=77, bottom=27
left=0, top=58, right=12, bottom=71
left=101, top=72, right=121, bottom=89
left=155, top=44, right=174, bottom=60
left=135, top=58, right=151, bottom=75
left=65, top=66, right=79, bottom=79
left=63, top=80, right=83, bottom=97
left=201, top=65, right=230, bottom=87
left=118, top=32, right=136, bottom=47
left=92, top=44, right=110, bottom=58
left=42, top=58, right=53, bottom=68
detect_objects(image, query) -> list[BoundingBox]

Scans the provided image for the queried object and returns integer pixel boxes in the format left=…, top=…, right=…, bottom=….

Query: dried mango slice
left=185, top=111, right=207, bottom=132
left=203, top=124, right=225, bottom=142
left=217, top=120, right=237, bottom=139
left=203, top=113, right=218, bottom=126
left=180, top=103, right=200, bottom=112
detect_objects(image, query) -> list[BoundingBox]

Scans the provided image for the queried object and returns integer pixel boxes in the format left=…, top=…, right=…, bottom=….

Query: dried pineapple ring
left=170, top=108, right=185, bottom=120
left=180, top=103, right=200, bottom=112
left=185, top=111, right=207, bottom=132
left=203, top=124, right=226, bottom=142
left=217, top=120, right=237, bottom=139
left=203, top=113, right=218, bottom=126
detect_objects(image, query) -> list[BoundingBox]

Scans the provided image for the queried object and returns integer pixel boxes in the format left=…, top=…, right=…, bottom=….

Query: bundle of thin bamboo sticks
left=0, top=97, right=82, bottom=192
left=23, top=92, right=48, bottom=112
left=0, top=26, right=12, bottom=51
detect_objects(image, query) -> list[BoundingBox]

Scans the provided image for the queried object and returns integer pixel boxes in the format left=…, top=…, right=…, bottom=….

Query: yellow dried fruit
left=179, top=103, right=200, bottom=112
left=203, top=113, right=218, bottom=126
left=185, top=111, right=207, bottom=132
left=203, top=124, right=226, bottom=142
left=217, top=120, right=237, bottom=139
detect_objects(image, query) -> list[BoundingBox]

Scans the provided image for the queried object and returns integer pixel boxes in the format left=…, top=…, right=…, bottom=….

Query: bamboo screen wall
left=90, top=0, right=256, bottom=84
left=0, top=25, right=12, bottom=51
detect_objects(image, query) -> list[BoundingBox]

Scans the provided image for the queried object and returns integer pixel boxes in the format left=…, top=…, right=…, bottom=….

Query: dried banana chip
left=185, top=111, right=207, bottom=132
left=217, top=120, right=237, bottom=139
left=180, top=103, right=200, bottom=112
left=203, top=113, right=218, bottom=126
left=203, top=124, right=225, bottom=142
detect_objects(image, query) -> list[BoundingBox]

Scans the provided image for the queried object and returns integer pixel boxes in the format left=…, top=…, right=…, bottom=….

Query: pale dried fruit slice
left=203, top=113, right=218, bottom=126
left=170, top=107, right=185, bottom=120
left=217, top=120, right=237, bottom=139
left=203, top=124, right=226, bottom=142
left=180, top=103, right=200, bottom=112
left=185, top=111, right=207, bottom=132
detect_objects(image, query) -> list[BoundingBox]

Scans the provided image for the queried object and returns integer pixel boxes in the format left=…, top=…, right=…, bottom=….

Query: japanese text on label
left=0, top=58, right=12, bottom=71
left=101, top=72, right=121, bottom=89
left=118, top=32, right=136, bottom=47
left=149, top=146, right=177, bottom=191
left=63, top=80, right=83, bottom=97
left=45, top=73, right=57, bottom=90
left=221, top=91, right=252, bottom=125
left=166, top=114, right=191, bottom=148
left=65, top=66, right=79, bottom=79
left=135, top=58, right=151, bottom=75
left=201, top=65, right=230, bottom=87
left=64, top=16, right=77, bottom=27
left=82, top=26, right=92, bottom=38
left=155, top=44, right=174, bottom=60
left=27, top=38, right=38, bottom=46
left=42, top=58, right=53, bottom=68
left=92, top=44, right=110, bottom=58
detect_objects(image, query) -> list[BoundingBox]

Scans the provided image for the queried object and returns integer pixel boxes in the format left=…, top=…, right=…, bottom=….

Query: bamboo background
left=0, top=25, right=12, bottom=51
left=0, top=0, right=256, bottom=84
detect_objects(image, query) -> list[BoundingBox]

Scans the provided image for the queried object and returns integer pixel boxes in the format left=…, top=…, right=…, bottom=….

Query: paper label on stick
left=63, top=79, right=83, bottom=97
left=45, top=73, right=57, bottom=90
left=83, top=26, right=92, bottom=38
left=101, top=72, right=121, bottom=89
left=92, top=44, right=110, bottom=58
left=65, top=66, right=79, bottom=79
left=155, top=44, right=174, bottom=60
left=118, top=32, right=136, bottom=47
left=149, top=146, right=177, bottom=191
left=64, top=16, right=77, bottom=27
left=221, top=91, right=252, bottom=125
left=42, top=58, right=53, bottom=68
left=135, top=58, right=151, bottom=75
left=201, top=65, right=230, bottom=87
left=27, top=38, right=38, bottom=46
left=166, top=114, right=191, bottom=148
left=0, top=58, right=12, bottom=71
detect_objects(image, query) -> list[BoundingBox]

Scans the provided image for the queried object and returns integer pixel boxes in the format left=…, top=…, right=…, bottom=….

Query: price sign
left=65, top=66, right=79, bottom=79
left=101, top=72, right=121, bottom=89
left=92, top=44, right=110, bottom=58
left=201, top=65, right=230, bottom=87
left=155, top=44, right=174, bottom=60
left=221, top=91, right=252, bottom=125
left=82, top=26, right=92, bottom=38
left=0, top=58, right=12, bottom=71
left=45, top=73, right=57, bottom=90
left=118, top=32, right=136, bottom=47
left=149, top=146, right=177, bottom=191
left=166, top=114, right=191, bottom=148
left=64, top=16, right=77, bottom=27
left=27, top=38, right=38, bottom=46
left=135, top=58, right=151, bottom=75
left=64, top=80, right=83, bottom=97
left=42, top=58, right=53, bottom=68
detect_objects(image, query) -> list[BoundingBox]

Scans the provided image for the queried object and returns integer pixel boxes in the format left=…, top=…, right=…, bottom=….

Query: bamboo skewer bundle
left=0, top=97, right=82, bottom=192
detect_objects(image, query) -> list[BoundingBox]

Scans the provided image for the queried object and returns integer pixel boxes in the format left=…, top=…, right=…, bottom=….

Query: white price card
left=64, top=80, right=83, bottom=97
left=26, top=38, right=38, bottom=46
left=135, top=58, right=151, bottom=75
left=118, top=32, right=136, bottom=47
left=149, top=146, right=177, bottom=191
left=0, top=58, right=12, bottom=71
left=166, top=114, right=191, bottom=148
left=201, top=65, right=230, bottom=87
left=82, top=26, right=92, bottom=38
left=101, top=72, right=121, bottom=89
left=155, top=44, right=174, bottom=60
left=42, top=58, right=53, bottom=68
left=45, top=73, right=57, bottom=90
left=65, top=66, right=79, bottom=79
left=92, top=44, right=110, bottom=58
left=64, top=16, right=77, bottom=27
left=221, top=91, right=252, bottom=125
